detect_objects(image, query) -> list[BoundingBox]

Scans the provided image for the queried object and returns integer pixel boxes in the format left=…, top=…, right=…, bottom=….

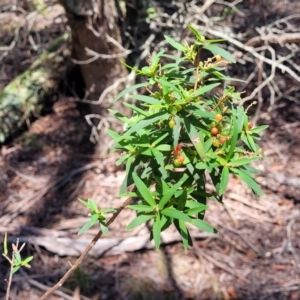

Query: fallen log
left=0, top=33, right=69, bottom=143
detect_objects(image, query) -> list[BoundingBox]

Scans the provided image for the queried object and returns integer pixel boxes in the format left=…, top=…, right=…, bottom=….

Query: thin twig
left=38, top=192, right=133, bottom=300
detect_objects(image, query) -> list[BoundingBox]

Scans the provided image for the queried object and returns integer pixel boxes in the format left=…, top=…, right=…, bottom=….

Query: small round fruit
left=210, top=122, right=217, bottom=128
left=211, top=127, right=218, bottom=135
left=215, top=114, right=223, bottom=122
left=212, top=140, right=220, bottom=147
left=248, top=123, right=253, bottom=130
left=169, top=119, right=175, bottom=128
left=215, top=55, right=222, bottom=61
left=177, top=155, right=185, bottom=163
left=173, top=149, right=180, bottom=157
left=222, top=130, right=230, bottom=136
left=173, top=158, right=182, bottom=167
left=219, top=137, right=227, bottom=144
left=176, top=144, right=182, bottom=151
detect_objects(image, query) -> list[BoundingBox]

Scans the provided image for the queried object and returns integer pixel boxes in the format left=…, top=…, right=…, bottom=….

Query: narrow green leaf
left=175, top=219, right=191, bottom=250
left=78, top=214, right=99, bottom=235
left=124, top=111, right=168, bottom=136
left=23, top=256, right=33, bottom=264
left=188, top=24, right=203, bottom=41
left=203, top=44, right=236, bottom=63
left=152, top=49, right=165, bottom=66
left=172, top=115, right=181, bottom=148
left=153, top=132, right=169, bottom=147
left=226, top=115, right=238, bottom=161
left=183, top=119, right=206, bottom=161
left=231, top=168, right=264, bottom=196
left=102, top=208, right=116, bottom=213
left=127, top=204, right=154, bottom=212
left=151, top=149, right=165, bottom=167
left=157, top=78, right=181, bottom=94
left=162, top=207, right=191, bottom=222
left=189, top=218, right=216, bottom=233
left=249, top=125, right=269, bottom=134
left=246, top=133, right=258, bottom=151
left=229, top=156, right=261, bottom=166
left=12, top=266, right=21, bottom=274
left=153, top=215, right=161, bottom=249
left=158, top=173, right=189, bottom=209
left=178, top=188, right=188, bottom=211
left=100, top=223, right=109, bottom=236
left=114, top=82, right=149, bottom=101
left=192, top=83, right=220, bottom=97
left=130, top=94, right=161, bottom=105
left=123, top=102, right=149, bottom=117
left=219, top=166, right=229, bottom=196
left=185, top=203, right=208, bottom=215
left=126, top=214, right=155, bottom=230
left=88, top=198, right=98, bottom=212
left=164, top=35, right=186, bottom=52
left=4, top=233, right=8, bottom=255
left=108, top=109, right=131, bottom=124
left=14, top=252, right=21, bottom=263
left=132, top=173, right=156, bottom=207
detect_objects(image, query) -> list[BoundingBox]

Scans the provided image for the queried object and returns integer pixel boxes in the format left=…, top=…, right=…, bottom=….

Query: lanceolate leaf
left=162, top=207, right=191, bottom=222
left=250, top=125, right=269, bottom=134
left=192, top=83, right=220, bottom=97
left=114, top=82, right=149, bottom=101
left=133, top=173, right=156, bottom=207
left=231, top=168, right=264, bottom=196
left=126, top=214, right=155, bottom=230
left=226, top=115, right=238, bottom=161
left=164, top=35, right=186, bottom=52
left=130, top=94, right=161, bottom=105
left=153, top=215, right=162, bottom=249
left=203, top=44, right=236, bottom=63
left=124, top=111, right=168, bottom=136
left=189, top=217, right=216, bottom=233
left=183, top=119, right=206, bottom=161
left=158, top=173, right=189, bottom=209
left=78, top=214, right=99, bottom=235
left=229, top=156, right=261, bottom=166
left=219, top=166, right=229, bottom=196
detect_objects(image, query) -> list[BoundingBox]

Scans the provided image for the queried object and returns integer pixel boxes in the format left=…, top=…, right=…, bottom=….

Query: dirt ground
left=1, top=1, right=300, bottom=300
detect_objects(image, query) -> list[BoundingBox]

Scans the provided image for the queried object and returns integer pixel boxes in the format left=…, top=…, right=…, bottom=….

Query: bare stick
left=38, top=194, right=133, bottom=300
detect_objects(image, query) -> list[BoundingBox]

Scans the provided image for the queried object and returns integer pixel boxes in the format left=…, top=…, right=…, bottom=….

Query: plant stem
left=3, top=253, right=14, bottom=300
left=38, top=192, right=133, bottom=300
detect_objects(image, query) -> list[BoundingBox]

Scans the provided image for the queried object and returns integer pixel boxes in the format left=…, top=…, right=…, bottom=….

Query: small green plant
left=2, top=233, right=33, bottom=300
left=39, top=26, right=268, bottom=299
left=78, top=198, right=116, bottom=235
left=107, top=25, right=267, bottom=250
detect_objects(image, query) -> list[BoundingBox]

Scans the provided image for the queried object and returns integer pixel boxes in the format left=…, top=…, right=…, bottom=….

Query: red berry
left=219, top=137, right=227, bottom=144
left=215, top=114, right=223, bottom=122
left=177, top=155, right=185, bottom=163
left=173, top=149, right=180, bottom=157
left=211, top=127, right=218, bottom=135
left=176, top=144, right=182, bottom=151
left=248, top=123, right=253, bottom=130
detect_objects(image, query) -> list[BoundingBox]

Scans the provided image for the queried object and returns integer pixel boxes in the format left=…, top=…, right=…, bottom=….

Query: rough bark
left=59, top=0, right=129, bottom=139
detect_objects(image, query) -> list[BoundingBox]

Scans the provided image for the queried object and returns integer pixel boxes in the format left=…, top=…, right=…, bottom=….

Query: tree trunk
left=58, top=0, right=128, bottom=143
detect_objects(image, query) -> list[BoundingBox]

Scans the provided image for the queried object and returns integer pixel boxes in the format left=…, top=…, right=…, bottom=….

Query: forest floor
left=1, top=0, right=300, bottom=300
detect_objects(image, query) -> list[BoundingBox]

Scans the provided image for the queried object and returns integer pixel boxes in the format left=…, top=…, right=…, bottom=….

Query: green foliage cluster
left=107, top=26, right=267, bottom=249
